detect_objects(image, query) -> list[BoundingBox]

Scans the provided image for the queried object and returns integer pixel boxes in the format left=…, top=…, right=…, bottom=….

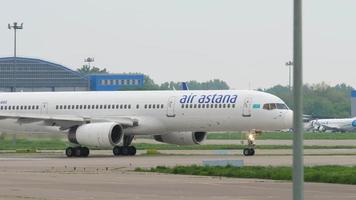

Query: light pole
left=8, top=22, right=23, bottom=145
left=84, top=57, right=95, bottom=68
left=8, top=22, right=23, bottom=93
left=293, top=0, right=304, bottom=199
left=8, top=22, right=23, bottom=58
left=285, top=61, right=293, bottom=92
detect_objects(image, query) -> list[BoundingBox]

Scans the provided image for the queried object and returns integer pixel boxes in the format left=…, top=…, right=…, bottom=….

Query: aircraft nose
left=285, top=110, right=293, bottom=129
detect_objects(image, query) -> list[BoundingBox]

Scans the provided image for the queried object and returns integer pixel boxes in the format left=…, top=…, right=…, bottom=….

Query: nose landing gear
left=242, top=130, right=260, bottom=156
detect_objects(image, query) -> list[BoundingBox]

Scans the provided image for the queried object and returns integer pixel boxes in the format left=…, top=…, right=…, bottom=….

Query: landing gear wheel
left=65, top=147, right=90, bottom=157
left=65, top=147, right=74, bottom=157
left=121, top=146, right=130, bottom=155
left=243, top=148, right=255, bottom=156
left=128, top=146, right=137, bottom=156
left=113, top=146, right=137, bottom=156
left=80, top=147, right=90, bottom=157
left=113, top=146, right=121, bottom=156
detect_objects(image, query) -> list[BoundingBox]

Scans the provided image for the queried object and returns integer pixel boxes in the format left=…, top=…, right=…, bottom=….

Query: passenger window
left=104, top=105, right=107, bottom=109
left=60, top=105, right=63, bottom=109
left=144, top=105, right=147, bottom=109
left=190, top=104, right=193, bottom=108
left=215, top=104, right=218, bottom=108
left=56, top=105, right=59, bottom=110
left=120, top=105, right=123, bottom=109
left=181, top=104, right=184, bottom=109
left=80, top=105, right=83, bottom=109
left=206, top=104, right=209, bottom=108
left=136, top=104, right=139, bottom=109
left=124, top=105, right=127, bottom=109
left=194, top=104, right=197, bottom=108
left=223, top=104, right=226, bottom=108
left=161, top=104, right=164, bottom=109
left=108, top=105, right=111, bottom=109
left=232, top=104, right=235, bottom=108
left=100, top=105, right=103, bottom=109
left=153, top=104, right=156, bottom=109
left=156, top=104, right=159, bottom=109
left=227, top=104, right=230, bottom=108
left=198, top=104, right=201, bottom=108
left=185, top=104, right=189, bottom=108
left=36, top=105, right=39, bottom=110
left=16, top=106, right=19, bottom=110
left=128, top=105, right=131, bottom=109
left=148, top=105, right=151, bottom=109
left=219, top=104, right=222, bottom=108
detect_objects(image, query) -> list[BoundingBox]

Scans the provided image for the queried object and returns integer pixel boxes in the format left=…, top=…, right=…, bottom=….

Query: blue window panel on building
left=89, top=74, right=144, bottom=91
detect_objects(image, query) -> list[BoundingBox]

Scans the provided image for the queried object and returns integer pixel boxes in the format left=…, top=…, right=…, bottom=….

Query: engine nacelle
left=68, top=122, right=124, bottom=148
left=154, top=132, right=207, bottom=145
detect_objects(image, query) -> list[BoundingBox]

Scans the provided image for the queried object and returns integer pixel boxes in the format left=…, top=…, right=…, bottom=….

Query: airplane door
left=242, top=97, right=252, bottom=117
left=41, top=102, right=48, bottom=114
left=166, top=96, right=176, bottom=117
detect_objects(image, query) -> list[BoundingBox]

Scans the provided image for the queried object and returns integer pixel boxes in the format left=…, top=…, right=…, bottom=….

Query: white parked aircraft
left=0, top=90, right=292, bottom=156
left=307, top=118, right=356, bottom=132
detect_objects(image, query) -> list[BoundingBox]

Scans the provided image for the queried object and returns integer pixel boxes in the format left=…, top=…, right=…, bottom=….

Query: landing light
left=248, top=134, right=255, bottom=141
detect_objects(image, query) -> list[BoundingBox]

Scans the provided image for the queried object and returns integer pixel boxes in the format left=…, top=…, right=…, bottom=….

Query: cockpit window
left=263, top=103, right=289, bottom=110
left=276, top=103, right=288, bottom=110
left=263, top=104, right=271, bottom=110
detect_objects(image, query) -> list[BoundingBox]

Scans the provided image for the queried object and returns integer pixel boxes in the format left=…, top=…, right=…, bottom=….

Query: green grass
left=2, top=138, right=356, bottom=151
left=0, top=138, right=68, bottom=150
left=207, top=132, right=356, bottom=140
left=136, top=165, right=356, bottom=185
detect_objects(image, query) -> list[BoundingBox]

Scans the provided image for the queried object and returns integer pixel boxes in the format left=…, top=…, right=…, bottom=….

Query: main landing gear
left=65, top=146, right=90, bottom=157
left=243, top=130, right=260, bottom=156
left=113, top=135, right=137, bottom=156
left=113, top=146, right=137, bottom=156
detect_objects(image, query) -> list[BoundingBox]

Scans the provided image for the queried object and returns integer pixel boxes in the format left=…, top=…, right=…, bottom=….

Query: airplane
left=307, top=117, right=356, bottom=132
left=0, top=90, right=293, bottom=157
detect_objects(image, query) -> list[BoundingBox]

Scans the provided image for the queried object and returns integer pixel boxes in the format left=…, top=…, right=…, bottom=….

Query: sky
left=0, top=0, right=355, bottom=89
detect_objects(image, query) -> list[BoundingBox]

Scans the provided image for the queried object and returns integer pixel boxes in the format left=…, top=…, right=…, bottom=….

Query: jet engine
left=154, top=132, right=207, bottom=145
left=68, top=122, right=124, bottom=148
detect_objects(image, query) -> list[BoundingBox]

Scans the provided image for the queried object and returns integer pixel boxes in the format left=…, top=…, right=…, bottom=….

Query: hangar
left=0, top=57, right=144, bottom=92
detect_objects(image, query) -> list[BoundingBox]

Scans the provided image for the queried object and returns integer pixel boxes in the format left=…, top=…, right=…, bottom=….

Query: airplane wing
left=0, top=113, right=138, bottom=130
left=319, top=124, right=342, bottom=132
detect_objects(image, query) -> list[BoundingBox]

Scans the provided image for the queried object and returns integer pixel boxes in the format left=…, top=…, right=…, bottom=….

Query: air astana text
left=179, top=94, right=238, bottom=104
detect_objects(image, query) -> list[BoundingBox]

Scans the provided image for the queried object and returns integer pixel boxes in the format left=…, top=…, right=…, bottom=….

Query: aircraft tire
left=65, top=147, right=74, bottom=157
left=113, top=146, right=121, bottom=156
left=243, top=148, right=255, bottom=156
left=80, top=147, right=90, bottom=157
left=128, top=146, right=137, bottom=156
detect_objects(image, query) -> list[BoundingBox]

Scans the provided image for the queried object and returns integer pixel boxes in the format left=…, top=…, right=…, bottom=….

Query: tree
left=262, top=83, right=354, bottom=118
left=77, top=65, right=108, bottom=74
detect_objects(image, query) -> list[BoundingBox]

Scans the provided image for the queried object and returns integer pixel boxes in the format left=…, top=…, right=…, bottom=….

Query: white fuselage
left=309, top=118, right=356, bottom=132
left=0, top=90, right=293, bottom=136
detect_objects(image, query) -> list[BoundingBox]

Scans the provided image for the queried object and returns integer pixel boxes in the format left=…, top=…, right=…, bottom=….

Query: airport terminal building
left=0, top=57, right=144, bottom=92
